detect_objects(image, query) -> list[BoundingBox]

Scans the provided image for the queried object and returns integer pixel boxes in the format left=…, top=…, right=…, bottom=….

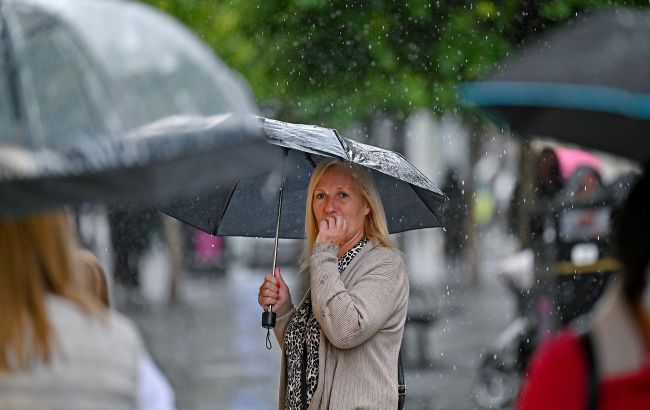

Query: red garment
left=516, top=329, right=650, bottom=410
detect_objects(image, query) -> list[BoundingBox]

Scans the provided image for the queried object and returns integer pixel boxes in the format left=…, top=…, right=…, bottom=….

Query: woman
left=515, top=165, right=650, bottom=409
left=258, top=159, right=409, bottom=409
left=0, top=211, right=175, bottom=410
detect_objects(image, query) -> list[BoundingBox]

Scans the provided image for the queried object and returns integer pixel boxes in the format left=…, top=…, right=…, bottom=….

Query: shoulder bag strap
left=301, top=341, right=308, bottom=410
left=578, top=329, right=599, bottom=410
left=397, top=348, right=406, bottom=410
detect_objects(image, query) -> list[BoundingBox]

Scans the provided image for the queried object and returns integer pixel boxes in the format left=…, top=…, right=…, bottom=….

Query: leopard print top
left=284, top=237, right=368, bottom=410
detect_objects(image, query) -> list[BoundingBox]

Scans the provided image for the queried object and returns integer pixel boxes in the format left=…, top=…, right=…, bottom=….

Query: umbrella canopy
left=458, top=7, right=650, bottom=162
left=0, top=0, right=275, bottom=215
left=554, top=147, right=602, bottom=181
left=164, top=117, right=447, bottom=239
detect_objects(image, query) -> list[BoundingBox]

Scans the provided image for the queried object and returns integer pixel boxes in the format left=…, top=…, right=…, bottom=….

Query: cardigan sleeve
left=272, top=305, right=295, bottom=350
left=309, top=242, right=401, bottom=349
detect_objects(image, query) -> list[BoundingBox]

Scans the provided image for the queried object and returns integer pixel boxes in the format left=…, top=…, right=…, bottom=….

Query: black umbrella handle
left=262, top=148, right=288, bottom=347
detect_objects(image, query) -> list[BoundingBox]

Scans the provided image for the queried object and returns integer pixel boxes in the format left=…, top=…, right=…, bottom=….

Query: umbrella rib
left=304, top=152, right=317, bottom=169
left=332, top=129, right=352, bottom=161
left=215, top=179, right=242, bottom=236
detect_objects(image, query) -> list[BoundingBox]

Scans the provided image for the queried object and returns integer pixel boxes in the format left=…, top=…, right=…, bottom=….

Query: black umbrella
left=167, top=117, right=446, bottom=237
left=164, top=116, right=447, bottom=336
left=458, top=7, right=650, bottom=162
left=0, top=0, right=274, bottom=215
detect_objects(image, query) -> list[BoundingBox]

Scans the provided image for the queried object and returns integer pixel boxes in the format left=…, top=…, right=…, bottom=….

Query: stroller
left=472, top=248, right=538, bottom=408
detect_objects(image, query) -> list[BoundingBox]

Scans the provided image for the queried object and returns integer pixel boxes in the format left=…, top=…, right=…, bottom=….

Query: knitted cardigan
left=273, top=240, right=409, bottom=409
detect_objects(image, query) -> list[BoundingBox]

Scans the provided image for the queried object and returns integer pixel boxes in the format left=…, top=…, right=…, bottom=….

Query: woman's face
left=312, top=165, right=370, bottom=242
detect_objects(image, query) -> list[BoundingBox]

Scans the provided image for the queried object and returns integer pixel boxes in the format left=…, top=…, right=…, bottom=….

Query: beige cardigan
left=273, top=240, right=409, bottom=410
left=0, top=296, right=141, bottom=409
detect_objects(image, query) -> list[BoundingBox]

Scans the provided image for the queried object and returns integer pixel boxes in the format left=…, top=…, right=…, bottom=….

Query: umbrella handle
left=262, top=310, right=276, bottom=328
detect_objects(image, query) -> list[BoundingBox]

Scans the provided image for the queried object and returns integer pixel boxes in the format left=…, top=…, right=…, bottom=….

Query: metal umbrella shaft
left=262, top=148, right=289, bottom=332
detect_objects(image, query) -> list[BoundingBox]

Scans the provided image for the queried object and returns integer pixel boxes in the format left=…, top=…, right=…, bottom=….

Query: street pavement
left=117, top=227, right=517, bottom=410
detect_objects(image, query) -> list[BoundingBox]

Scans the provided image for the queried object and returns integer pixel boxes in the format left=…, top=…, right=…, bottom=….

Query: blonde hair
left=0, top=211, right=100, bottom=371
left=74, top=248, right=110, bottom=307
left=301, top=159, right=394, bottom=268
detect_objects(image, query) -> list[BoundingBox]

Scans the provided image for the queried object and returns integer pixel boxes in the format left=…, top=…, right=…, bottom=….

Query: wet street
left=116, top=229, right=516, bottom=410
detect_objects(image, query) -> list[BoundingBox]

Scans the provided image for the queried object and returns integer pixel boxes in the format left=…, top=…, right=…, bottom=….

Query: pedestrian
left=441, top=168, right=467, bottom=268
left=258, top=158, right=409, bottom=409
left=0, top=210, right=175, bottom=410
left=108, top=204, right=161, bottom=289
left=515, top=162, right=650, bottom=409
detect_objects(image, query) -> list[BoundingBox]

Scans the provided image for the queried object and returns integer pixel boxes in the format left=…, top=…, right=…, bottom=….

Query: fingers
left=317, top=214, right=347, bottom=246
left=319, top=215, right=344, bottom=232
left=259, top=274, right=278, bottom=304
left=319, top=218, right=329, bottom=232
left=264, top=273, right=278, bottom=287
left=258, top=287, right=278, bottom=306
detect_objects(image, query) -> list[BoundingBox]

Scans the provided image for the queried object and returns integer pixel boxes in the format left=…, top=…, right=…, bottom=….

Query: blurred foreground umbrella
left=163, top=116, right=447, bottom=341
left=0, top=0, right=275, bottom=215
left=458, top=7, right=650, bottom=162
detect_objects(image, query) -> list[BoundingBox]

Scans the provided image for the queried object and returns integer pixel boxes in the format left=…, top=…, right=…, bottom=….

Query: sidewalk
left=404, top=269, right=515, bottom=409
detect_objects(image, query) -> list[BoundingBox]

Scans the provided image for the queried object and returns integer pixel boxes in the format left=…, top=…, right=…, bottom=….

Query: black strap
left=398, top=349, right=406, bottom=410
left=301, top=341, right=308, bottom=410
left=578, top=329, right=599, bottom=410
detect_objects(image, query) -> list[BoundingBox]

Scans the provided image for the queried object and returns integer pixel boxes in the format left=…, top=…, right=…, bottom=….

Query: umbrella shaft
left=268, top=148, right=289, bottom=313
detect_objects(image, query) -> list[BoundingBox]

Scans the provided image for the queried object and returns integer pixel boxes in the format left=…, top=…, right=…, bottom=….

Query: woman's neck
left=634, top=301, right=650, bottom=356
left=337, top=230, right=366, bottom=258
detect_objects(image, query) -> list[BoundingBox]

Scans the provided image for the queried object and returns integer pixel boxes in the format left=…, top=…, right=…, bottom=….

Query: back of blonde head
left=0, top=211, right=97, bottom=371
left=302, top=159, right=394, bottom=269
left=74, top=248, right=110, bottom=307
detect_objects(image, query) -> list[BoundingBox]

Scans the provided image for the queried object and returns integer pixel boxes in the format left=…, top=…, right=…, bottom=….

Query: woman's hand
left=315, top=214, right=348, bottom=246
left=258, top=267, right=292, bottom=315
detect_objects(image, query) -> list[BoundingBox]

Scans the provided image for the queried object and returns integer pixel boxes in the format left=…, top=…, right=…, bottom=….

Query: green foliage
left=141, top=0, right=650, bottom=127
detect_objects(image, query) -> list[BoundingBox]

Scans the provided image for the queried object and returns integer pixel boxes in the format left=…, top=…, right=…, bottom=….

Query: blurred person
left=441, top=168, right=468, bottom=268
left=536, top=147, right=565, bottom=200
left=516, top=162, right=650, bottom=409
left=0, top=211, right=175, bottom=410
left=108, top=204, right=161, bottom=289
left=564, top=165, right=605, bottom=201
left=525, top=147, right=603, bottom=242
left=258, top=159, right=409, bottom=409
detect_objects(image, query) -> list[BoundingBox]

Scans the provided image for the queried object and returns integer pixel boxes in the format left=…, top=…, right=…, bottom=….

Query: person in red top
left=516, top=162, right=650, bottom=410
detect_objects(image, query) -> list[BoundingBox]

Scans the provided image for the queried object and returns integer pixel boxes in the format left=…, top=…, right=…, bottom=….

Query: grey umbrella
left=165, top=117, right=447, bottom=238
left=0, top=0, right=276, bottom=215
left=458, top=7, right=650, bottom=162
left=163, top=116, right=447, bottom=337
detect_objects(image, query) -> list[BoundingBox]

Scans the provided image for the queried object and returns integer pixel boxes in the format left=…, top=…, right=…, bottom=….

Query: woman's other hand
left=258, top=267, right=292, bottom=315
left=315, top=214, right=348, bottom=246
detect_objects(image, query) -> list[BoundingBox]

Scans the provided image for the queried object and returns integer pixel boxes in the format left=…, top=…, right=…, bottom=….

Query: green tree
left=142, top=0, right=649, bottom=128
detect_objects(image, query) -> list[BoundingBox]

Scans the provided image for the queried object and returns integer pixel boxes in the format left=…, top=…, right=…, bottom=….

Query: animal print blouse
left=284, top=237, right=369, bottom=410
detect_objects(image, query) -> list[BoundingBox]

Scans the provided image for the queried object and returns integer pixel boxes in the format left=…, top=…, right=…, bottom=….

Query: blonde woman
left=0, top=211, right=174, bottom=410
left=258, top=159, right=409, bottom=409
